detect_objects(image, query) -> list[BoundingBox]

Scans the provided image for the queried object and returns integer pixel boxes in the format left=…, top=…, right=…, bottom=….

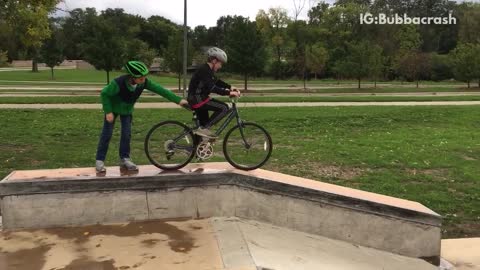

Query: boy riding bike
left=187, top=47, right=240, bottom=138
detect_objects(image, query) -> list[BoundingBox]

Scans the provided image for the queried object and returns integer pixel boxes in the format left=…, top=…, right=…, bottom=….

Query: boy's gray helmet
left=207, top=47, right=228, bottom=63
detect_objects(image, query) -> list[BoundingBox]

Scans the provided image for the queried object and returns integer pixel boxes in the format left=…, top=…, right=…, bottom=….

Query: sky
left=56, top=0, right=326, bottom=27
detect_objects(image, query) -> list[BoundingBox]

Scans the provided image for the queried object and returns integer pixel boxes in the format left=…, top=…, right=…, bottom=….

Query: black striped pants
left=195, top=99, right=229, bottom=128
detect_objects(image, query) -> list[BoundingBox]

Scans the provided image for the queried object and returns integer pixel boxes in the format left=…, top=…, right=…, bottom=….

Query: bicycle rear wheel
left=223, top=122, right=272, bottom=170
left=144, top=121, right=196, bottom=170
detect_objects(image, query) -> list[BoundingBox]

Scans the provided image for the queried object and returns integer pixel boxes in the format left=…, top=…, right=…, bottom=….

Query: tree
left=140, top=15, right=178, bottom=55
left=226, top=16, right=267, bottom=91
left=3, top=0, right=61, bottom=72
left=293, top=0, right=307, bottom=21
left=308, top=1, right=330, bottom=25
left=430, top=53, right=453, bottom=82
left=124, top=40, right=156, bottom=67
left=306, top=43, right=328, bottom=79
left=333, top=41, right=381, bottom=89
left=456, top=2, right=480, bottom=44
left=40, top=21, right=65, bottom=79
left=164, top=31, right=193, bottom=92
left=393, top=24, right=423, bottom=86
left=0, top=51, right=8, bottom=67
left=192, top=25, right=215, bottom=50
left=395, top=51, right=431, bottom=88
left=287, top=20, right=311, bottom=88
left=256, top=8, right=291, bottom=79
left=61, top=8, right=98, bottom=59
left=450, top=43, right=480, bottom=88
left=369, top=45, right=384, bottom=88
left=83, top=14, right=126, bottom=84
left=215, top=16, right=237, bottom=49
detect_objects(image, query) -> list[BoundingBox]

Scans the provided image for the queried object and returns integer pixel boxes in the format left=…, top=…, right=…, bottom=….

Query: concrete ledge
left=0, top=163, right=442, bottom=265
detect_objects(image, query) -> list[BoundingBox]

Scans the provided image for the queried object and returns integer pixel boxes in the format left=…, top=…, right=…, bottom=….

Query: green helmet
left=124, top=61, right=149, bottom=77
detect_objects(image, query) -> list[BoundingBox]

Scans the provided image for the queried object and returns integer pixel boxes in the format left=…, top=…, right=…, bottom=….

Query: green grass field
left=0, top=69, right=473, bottom=88
left=0, top=69, right=179, bottom=84
left=1, top=106, right=479, bottom=238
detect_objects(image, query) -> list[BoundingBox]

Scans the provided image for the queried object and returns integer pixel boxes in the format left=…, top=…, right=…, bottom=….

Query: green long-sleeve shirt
left=100, top=78, right=182, bottom=115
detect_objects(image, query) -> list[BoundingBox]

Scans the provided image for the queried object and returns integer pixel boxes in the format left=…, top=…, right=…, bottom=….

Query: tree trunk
left=106, top=71, right=110, bottom=85
left=178, top=74, right=181, bottom=93
left=358, top=78, right=361, bottom=89
left=468, top=81, right=470, bottom=88
left=31, top=48, right=39, bottom=72
left=276, top=45, right=281, bottom=80
left=50, top=67, right=54, bottom=80
left=374, top=78, right=377, bottom=89
left=32, top=59, right=38, bottom=72
left=314, top=73, right=317, bottom=80
left=244, top=73, right=248, bottom=92
left=303, top=74, right=306, bottom=91
left=416, top=79, right=419, bottom=88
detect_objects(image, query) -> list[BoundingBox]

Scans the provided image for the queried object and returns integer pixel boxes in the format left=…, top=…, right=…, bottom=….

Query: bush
left=430, top=53, right=453, bottom=81
left=0, top=50, right=9, bottom=67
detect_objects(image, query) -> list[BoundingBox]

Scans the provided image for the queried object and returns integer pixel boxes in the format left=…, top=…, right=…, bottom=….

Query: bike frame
left=171, top=99, right=248, bottom=150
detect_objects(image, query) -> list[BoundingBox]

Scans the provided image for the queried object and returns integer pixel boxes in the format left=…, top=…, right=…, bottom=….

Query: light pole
left=183, top=0, right=188, bottom=97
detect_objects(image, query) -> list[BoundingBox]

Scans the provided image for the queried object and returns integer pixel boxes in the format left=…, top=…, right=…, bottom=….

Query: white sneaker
left=120, top=158, right=138, bottom=171
left=96, top=160, right=106, bottom=173
left=194, top=128, right=217, bottom=138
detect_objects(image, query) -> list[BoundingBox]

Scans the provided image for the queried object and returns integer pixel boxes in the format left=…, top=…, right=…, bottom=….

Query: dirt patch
left=445, top=222, right=480, bottom=238
left=0, top=143, right=32, bottom=153
left=267, top=162, right=367, bottom=180
left=285, top=162, right=367, bottom=180
left=405, top=168, right=450, bottom=180
left=461, top=155, right=477, bottom=161
left=0, top=245, right=52, bottom=270
left=310, top=164, right=366, bottom=180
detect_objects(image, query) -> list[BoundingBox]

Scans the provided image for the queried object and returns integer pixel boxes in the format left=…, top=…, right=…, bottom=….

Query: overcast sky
left=57, top=0, right=329, bottom=27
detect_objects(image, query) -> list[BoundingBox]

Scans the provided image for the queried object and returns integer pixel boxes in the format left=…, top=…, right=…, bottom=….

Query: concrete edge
left=0, top=171, right=442, bottom=228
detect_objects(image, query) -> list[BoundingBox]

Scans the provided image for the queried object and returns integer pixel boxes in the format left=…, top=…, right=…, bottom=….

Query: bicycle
left=144, top=98, right=273, bottom=171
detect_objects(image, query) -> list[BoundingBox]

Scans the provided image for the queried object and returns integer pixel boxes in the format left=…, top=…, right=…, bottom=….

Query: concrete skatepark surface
left=0, top=217, right=438, bottom=270
left=0, top=162, right=475, bottom=269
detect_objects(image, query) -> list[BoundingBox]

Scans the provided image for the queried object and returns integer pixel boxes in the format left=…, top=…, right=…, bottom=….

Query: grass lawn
left=3, top=95, right=480, bottom=104
left=0, top=69, right=473, bottom=88
left=0, top=106, right=479, bottom=238
left=0, top=69, right=179, bottom=84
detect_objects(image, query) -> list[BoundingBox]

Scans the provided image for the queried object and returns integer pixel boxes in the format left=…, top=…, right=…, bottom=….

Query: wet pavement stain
left=140, top=239, right=163, bottom=248
left=41, top=219, right=196, bottom=253
left=0, top=245, right=51, bottom=270
left=0, top=219, right=202, bottom=269
left=56, top=258, right=116, bottom=270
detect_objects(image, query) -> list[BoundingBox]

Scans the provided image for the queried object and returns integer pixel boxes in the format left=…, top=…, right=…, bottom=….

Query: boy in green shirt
left=95, top=61, right=188, bottom=172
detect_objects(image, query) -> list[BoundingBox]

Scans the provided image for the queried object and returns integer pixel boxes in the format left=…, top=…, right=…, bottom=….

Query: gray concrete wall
left=0, top=185, right=440, bottom=263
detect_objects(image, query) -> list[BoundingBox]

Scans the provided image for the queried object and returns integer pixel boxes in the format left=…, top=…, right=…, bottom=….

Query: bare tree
left=293, top=0, right=307, bottom=21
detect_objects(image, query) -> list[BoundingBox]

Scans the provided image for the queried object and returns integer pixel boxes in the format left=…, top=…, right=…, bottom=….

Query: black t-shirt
left=187, top=63, right=231, bottom=105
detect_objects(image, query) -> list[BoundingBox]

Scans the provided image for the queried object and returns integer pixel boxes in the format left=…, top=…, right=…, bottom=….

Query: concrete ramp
left=0, top=162, right=442, bottom=268
left=0, top=217, right=437, bottom=270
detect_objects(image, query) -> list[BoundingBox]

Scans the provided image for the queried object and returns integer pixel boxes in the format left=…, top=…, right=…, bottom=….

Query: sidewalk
left=2, top=101, right=480, bottom=109
left=441, top=238, right=480, bottom=270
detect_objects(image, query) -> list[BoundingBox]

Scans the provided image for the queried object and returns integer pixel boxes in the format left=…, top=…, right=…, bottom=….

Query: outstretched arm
left=145, top=79, right=182, bottom=103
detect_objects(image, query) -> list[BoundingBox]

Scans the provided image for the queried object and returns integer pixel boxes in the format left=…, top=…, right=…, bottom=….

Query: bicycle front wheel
left=144, top=121, right=196, bottom=170
left=223, top=122, right=273, bottom=170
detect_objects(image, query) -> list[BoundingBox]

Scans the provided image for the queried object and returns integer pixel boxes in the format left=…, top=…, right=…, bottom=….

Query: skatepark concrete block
left=0, top=163, right=442, bottom=265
